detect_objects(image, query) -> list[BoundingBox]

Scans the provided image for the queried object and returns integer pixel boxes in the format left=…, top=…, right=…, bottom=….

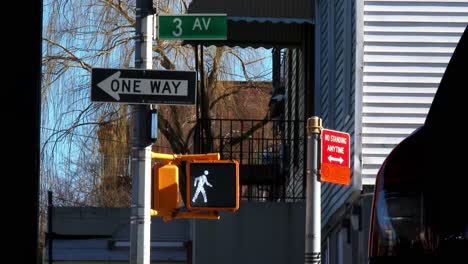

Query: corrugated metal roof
left=188, top=0, right=314, bottom=22
left=229, top=16, right=313, bottom=24
left=185, top=0, right=314, bottom=48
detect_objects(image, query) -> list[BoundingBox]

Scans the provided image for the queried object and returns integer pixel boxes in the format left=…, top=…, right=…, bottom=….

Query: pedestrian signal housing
left=186, top=160, right=239, bottom=211
left=152, top=163, right=180, bottom=210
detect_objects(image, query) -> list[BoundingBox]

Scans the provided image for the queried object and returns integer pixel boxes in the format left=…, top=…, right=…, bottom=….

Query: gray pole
left=305, top=117, right=322, bottom=264
left=199, top=45, right=205, bottom=153
left=48, top=191, right=53, bottom=264
left=130, top=0, right=153, bottom=263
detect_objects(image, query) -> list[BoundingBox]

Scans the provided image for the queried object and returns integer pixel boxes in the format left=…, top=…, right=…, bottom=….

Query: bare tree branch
left=101, top=0, right=135, bottom=25
left=226, top=49, right=251, bottom=80
left=209, top=90, right=240, bottom=111
left=43, top=38, right=93, bottom=71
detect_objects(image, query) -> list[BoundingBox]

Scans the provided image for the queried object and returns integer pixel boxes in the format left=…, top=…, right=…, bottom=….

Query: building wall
left=361, top=0, right=468, bottom=184
left=47, top=207, right=189, bottom=263
left=51, top=260, right=181, bottom=264
left=320, top=188, right=373, bottom=264
left=315, top=0, right=359, bottom=230
left=320, top=1, right=468, bottom=263
left=193, top=202, right=305, bottom=264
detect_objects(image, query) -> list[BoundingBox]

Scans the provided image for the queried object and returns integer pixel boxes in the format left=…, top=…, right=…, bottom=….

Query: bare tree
left=40, top=0, right=272, bottom=257
left=41, top=0, right=271, bottom=214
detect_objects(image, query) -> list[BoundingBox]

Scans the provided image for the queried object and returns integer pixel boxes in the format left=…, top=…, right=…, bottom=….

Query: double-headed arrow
left=328, top=155, right=344, bottom=164
left=97, top=71, right=188, bottom=100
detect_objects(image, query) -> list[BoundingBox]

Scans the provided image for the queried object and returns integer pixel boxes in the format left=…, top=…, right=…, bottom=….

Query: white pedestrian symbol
left=192, top=170, right=213, bottom=203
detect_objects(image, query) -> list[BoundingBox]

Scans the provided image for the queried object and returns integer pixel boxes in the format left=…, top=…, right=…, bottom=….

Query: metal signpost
left=305, top=117, right=322, bottom=264
left=158, top=14, right=227, bottom=40
left=305, top=117, right=351, bottom=264
left=91, top=6, right=228, bottom=264
left=130, top=0, right=153, bottom=263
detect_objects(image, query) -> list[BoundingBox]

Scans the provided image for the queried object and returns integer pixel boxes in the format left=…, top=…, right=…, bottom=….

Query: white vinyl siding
left=362, top=0, right=468, bottom=184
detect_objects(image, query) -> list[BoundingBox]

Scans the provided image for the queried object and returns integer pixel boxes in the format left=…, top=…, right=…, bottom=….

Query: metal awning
left=184, top=0, right=314, bottom=48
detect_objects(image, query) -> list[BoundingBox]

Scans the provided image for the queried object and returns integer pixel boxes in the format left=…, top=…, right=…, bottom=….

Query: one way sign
left=91, top=68, right=197, bottom=105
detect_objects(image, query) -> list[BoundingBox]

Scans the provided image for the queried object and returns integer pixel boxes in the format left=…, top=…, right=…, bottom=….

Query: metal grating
left=196, top=118, right=306, bottom=201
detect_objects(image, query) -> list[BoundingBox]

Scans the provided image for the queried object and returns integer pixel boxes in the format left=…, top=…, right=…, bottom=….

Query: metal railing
left=195, top=118, right=306, bottom=201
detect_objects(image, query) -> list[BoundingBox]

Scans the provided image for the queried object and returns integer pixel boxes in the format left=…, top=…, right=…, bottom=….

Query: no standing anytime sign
left=321, top=128, right=350, bottom=185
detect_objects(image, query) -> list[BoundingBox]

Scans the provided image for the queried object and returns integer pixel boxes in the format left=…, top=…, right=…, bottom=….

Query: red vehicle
left=368, top=25, right=468, bottom=263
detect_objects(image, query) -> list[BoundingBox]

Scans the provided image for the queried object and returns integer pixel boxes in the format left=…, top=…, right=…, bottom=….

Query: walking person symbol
left=192, top=170, right=213, bottom=203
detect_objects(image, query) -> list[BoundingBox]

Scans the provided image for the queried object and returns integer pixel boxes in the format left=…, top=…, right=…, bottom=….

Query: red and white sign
left=321, top=128, right=350, bottom=185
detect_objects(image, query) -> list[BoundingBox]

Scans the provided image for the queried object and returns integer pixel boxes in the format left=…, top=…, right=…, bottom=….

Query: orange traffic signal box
left=152, top=163, right=180, bottom=210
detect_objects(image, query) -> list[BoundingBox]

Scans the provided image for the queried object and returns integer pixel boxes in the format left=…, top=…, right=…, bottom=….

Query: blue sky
left=40, top=0, right=273, bottom=202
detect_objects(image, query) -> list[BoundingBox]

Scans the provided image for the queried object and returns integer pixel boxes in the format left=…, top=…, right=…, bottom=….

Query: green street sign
left=158, top=14, right=227, bottom=40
